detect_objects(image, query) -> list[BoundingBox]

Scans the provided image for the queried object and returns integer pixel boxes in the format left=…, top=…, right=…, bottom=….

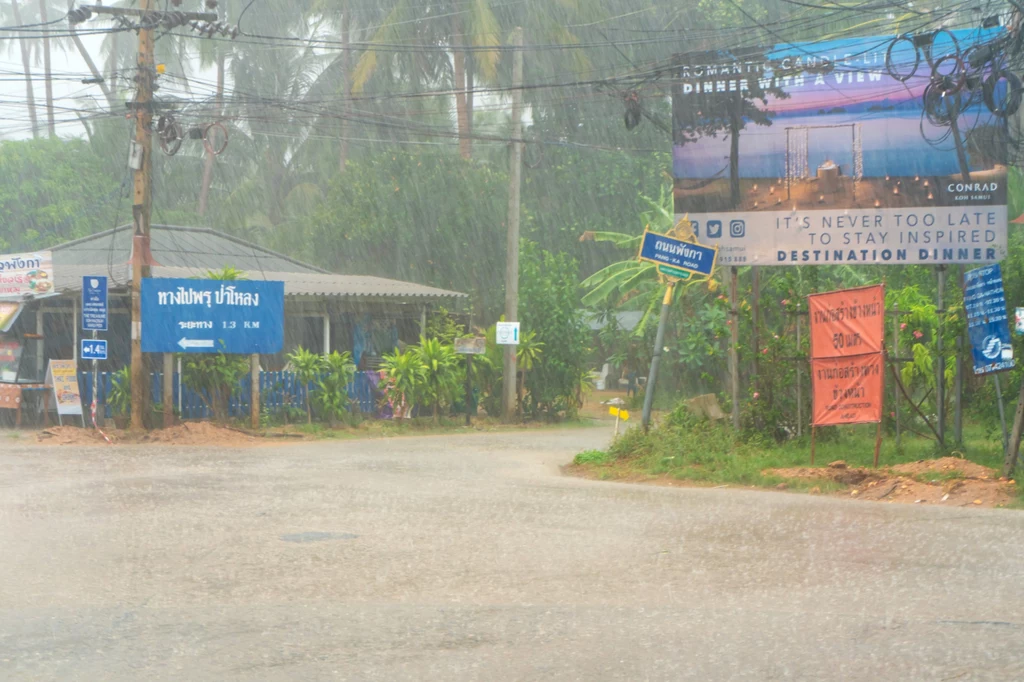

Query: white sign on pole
left=496, top=321, right=520, bottom=345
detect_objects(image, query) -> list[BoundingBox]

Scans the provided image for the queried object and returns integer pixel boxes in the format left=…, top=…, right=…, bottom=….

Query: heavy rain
left=2, top=1, right=1024, bottom=680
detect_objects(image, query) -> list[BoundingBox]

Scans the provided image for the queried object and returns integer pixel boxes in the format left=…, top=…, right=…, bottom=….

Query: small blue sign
left=638, top=231, right=717, bottom=277
left=141, top=278, right=285, bottom=354
left=80, top=338, right=107, bottom=361
left=964, top=264, right=1014, bottom=376
left=82, top=276, right=108, bottom=331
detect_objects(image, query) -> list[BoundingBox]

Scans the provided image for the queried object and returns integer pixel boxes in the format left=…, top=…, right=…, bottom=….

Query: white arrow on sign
left=178, top=338, right=215, bottom=349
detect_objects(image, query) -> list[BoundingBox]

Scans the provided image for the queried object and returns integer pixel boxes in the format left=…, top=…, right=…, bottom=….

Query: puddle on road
left=280, top=531, right=359, bottom=543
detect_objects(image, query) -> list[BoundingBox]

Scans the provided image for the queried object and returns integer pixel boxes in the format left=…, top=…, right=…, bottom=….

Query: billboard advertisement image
left=672, top=29, right=1011, bottom=266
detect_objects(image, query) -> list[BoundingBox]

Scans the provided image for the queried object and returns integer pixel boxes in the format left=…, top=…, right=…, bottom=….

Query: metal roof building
left=5, top=225, right=467, bottom=374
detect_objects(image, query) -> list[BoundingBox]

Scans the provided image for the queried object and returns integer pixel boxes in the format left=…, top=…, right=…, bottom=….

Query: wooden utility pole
left=130, top=0, right=156, bottom=429
left=501, top=27, right=524, bottom=422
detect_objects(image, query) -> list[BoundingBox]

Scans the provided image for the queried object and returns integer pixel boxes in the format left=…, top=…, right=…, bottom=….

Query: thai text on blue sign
left=82, top=276, right=107, bottom=331
left=964, top=264, right=1014, bottom=376
left=637, top=230, right=717, bottom=277
left=141, top=278, right=285, bottom=354
left=80, top=338, right=107, bottom=361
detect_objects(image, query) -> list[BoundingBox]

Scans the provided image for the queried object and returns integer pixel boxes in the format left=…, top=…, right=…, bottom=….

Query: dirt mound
left=36, top=425, right=110, bottom=446
left=891, top=456, right=994, bottom=479
left=766, top=459, right=1014, bottom=508
left=37, top=422, right=267, bottom=447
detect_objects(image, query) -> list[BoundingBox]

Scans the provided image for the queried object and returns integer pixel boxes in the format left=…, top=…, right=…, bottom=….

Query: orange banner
left=808, top=284, right=885, bottom=358
left=812, top=354, right=884, bottom=426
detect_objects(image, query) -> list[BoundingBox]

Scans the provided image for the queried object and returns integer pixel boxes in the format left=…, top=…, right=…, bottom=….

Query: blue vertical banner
left=964, top=264, right=1014, bottom=375
left=82, top=276, right=108, bottom=331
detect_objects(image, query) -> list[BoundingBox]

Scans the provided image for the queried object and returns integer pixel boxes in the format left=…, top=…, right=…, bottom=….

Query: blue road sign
left=964, top=264, right=1015, bottom=375
left=80, top=338, right=107, bottom=361
left=141, top=278, right=285, bottom=354
left=638, top=231, right=717, bottom=277
left=82, top=276, right=108, bottom=331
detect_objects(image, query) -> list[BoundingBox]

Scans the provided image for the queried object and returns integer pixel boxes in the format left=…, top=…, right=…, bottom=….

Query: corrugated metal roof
left=40, top=225, right=465, bottom=301
left=52, top=225, right=326, bottom=274
left=51, top=262, right=465, bottom=301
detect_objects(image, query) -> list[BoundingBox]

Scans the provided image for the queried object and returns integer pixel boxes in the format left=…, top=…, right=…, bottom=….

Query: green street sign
left=658, top=265, right=691, bottom=280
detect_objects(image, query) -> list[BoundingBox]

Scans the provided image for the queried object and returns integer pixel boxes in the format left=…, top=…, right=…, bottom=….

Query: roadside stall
left=0, top=253, right=58, bottom=426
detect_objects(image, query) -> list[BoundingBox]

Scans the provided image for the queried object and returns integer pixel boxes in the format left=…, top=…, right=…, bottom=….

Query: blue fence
left=78, top=370, right=380, bottom=420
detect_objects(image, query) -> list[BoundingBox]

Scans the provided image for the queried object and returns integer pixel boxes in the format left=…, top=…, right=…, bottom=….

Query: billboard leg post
left=752, top=267, right=760, bottom=391
left=954, top=265, right=964, bottom=445
left=893, top=313, right=901, bottom=448
left=995, top=374, right=1009, bottom=459
left=873, top=420, right=882, bottom=468
left=810, top=425, right=816, bottom=466
left=795, top=308, right=802, bottom=437
left=729, top=266, right=740, bottom=431
left=641, top=283, right=675, bottom=433
left=936, top=265, right=946, bottom=446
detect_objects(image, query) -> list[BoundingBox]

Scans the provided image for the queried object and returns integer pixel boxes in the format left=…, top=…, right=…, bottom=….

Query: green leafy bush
left=182, top=346, right=249, bottom=422
left=108, top=367, right=131, bottom=419
left=414, top=337, right=462, bottom=423
left=312, top=351, right=356, bottom=425
left=380, top=348, right=426, bottom=418
left=287, top=346, right=324, bottom=424
left=519, top=240, right=590, bottom=419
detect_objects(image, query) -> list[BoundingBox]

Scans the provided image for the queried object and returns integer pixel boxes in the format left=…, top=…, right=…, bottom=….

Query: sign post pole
left=82, top=276, right=108, bottom=430
left=465, top=355, right=473, bottom=426
left=641, top=283, right=674, bottom=433
left=91, top=331, right=98, bottom=429
left=455, top=337, right=486, bottom=426
left=163, top=353, right=174, bottom=428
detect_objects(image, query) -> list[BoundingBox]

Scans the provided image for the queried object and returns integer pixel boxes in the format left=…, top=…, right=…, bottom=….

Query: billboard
left=672, top=30, right=1010, bottom=266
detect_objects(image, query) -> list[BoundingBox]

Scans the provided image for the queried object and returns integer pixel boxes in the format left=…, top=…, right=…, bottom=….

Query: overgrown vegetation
left=573, top=400, right=1018, bottom=497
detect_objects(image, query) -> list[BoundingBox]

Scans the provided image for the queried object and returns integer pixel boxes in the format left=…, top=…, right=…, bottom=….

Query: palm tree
left=8, top=0, right=38, bottom=137
left=350, top=0, right=501, bottom=160
left=38, top=0, right=54, bottom=136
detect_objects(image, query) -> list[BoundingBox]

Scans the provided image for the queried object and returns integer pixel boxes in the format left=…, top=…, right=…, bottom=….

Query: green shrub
left=574, top=449, right=611, bottom=465
left=312, top=351, right=356, bottom=424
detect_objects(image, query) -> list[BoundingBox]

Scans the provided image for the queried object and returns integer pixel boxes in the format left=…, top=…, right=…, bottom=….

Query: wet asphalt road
left=2, top=425, right=1024, bottom=681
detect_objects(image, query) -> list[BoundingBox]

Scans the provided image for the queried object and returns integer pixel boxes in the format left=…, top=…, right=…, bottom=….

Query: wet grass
left=570, top=413, right=1021, bottom=500
left=261, top=415, right=601, bottom=440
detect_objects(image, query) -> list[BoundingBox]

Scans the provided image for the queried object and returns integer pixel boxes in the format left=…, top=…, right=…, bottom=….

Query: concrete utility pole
left=130, top=0, right=156, bottom=430
left=76, top=2, right=220, bottom=429
left=502, top=27, right=524, bottom=422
